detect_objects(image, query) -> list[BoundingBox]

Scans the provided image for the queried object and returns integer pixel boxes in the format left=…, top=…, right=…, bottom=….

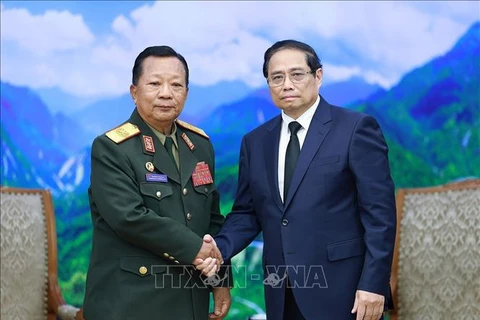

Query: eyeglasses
left=268, top=70, right=314, bottom=87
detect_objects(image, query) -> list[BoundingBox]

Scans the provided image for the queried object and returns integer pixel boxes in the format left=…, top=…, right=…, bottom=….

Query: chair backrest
left=1, top=188, right=59, bottom=320
left=390, top=179, right=480, bottom=320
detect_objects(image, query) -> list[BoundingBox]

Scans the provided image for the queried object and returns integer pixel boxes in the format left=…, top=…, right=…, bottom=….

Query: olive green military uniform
left=83, top=109, right=229, bottom=320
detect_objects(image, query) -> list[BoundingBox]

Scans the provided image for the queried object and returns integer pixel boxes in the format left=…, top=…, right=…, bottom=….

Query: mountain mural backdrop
left=1, top=21, right=479, bottom=319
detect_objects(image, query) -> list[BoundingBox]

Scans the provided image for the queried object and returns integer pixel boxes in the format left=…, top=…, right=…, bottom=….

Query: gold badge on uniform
left=143, top=135, right=155, bottom=153
left=181, top=132, right=195, bottom=150
left=145, top=162, right=155, bottom=172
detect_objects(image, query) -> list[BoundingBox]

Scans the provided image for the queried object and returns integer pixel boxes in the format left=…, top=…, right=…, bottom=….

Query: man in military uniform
left=83, top=46, right=231, bottom=320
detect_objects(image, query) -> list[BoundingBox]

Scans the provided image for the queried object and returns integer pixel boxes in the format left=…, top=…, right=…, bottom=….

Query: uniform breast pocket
left=140, top=183, right=173, bottom=217
left=193, top=184, right=216, bottom=197
left=140, top=183, right=173, bottom=201
left=192, top=184, right=217, bottom=218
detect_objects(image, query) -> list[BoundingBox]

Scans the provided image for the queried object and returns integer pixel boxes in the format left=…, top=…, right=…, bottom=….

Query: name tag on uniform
left=146, top=173, right=168, bottom=183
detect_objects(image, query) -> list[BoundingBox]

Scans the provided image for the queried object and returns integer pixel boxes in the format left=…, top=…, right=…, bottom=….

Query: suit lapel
left=129, top=110, right=180, bottom=184
left=284, top=97, right=332, bottom=210
left=176, top=127, right=198, bottom=189
left=264, top=116, right=284, bottom=212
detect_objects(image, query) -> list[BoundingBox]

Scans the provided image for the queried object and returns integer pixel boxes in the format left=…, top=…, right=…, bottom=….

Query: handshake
left=192, top=234, right=223, bottom=278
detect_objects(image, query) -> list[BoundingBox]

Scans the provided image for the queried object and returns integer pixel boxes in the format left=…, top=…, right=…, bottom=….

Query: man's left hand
left=351, top=290, right=385, bottom=320
left=209, top=287, right=231, bottom=319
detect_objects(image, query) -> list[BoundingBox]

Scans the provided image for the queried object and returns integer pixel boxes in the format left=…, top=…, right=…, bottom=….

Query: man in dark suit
left=197, top=40, right=396, bottom=320
left=83, top=46, right=231, bottom=320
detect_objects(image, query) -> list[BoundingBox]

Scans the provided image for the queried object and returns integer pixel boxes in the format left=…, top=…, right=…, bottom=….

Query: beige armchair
left=1, top=187, right=83, bottom=320
left=389, top=179, right=480, bottom=320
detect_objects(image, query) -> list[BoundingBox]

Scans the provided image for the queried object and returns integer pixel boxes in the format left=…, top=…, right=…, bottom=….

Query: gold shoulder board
left=176, top=119, right=209, bottom=139
left=105, top=122, right=141, bottom=144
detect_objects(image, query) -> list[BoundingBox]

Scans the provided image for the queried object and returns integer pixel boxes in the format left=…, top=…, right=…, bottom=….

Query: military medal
left=145, top=162, right=155, bottom=172
left=192, top=161, right=213, bottom=187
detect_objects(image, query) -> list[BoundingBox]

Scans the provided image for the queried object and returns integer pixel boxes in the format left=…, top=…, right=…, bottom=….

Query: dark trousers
left=283, top=284, right=306, bottom=320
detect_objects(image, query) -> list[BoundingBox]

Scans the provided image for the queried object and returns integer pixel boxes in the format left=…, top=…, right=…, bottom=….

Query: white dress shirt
left=278, top=96, right=320, bottom=202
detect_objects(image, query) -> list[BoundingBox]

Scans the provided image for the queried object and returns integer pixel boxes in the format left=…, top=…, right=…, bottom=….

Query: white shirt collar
left=281, top=95, right=320, bottom=132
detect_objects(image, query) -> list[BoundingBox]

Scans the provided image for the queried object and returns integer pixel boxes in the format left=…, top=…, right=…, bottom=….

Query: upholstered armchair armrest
left=388, top=275, right=399, bottom=320
left=58, top=305, right=81, bottom=320
left=48, top=275, right=83, bottom=320
left=390, top=275, right=397, bottom=306
left=75, top=308, right=84, bottom=320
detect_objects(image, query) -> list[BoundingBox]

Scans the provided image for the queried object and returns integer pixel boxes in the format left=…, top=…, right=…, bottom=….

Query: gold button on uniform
left=183, top=188, right=188, bottom=196
left=174, top=260, right=180, bottom=264
left=186, top=213, right=192, bottom=221
left=139, top=266, right=148, bottom=275
left=169, top=256, right=174, bottom=260
left=163, top=253, right=170, bottom=258
left=156, top=191, right=162, bottom=198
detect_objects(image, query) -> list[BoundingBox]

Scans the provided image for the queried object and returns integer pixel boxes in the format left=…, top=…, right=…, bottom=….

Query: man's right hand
left=192, top=234, right=223, bottom=277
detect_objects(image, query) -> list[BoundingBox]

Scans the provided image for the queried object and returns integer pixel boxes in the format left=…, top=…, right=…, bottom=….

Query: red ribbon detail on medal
left=192, top=162, right=213, bottom=187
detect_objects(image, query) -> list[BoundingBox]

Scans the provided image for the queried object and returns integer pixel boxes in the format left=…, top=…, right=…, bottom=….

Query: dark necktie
left=284, top=121, right=302, bottom=201
left=164, top=136, right=177, bottom=169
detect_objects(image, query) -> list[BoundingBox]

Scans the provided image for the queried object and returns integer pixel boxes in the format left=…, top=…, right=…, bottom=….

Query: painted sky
left=1, top=1, right=479, bottom=99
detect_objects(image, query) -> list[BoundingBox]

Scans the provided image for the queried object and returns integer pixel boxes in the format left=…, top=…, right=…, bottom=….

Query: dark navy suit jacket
left=215, top=96, right=396, bottom=320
